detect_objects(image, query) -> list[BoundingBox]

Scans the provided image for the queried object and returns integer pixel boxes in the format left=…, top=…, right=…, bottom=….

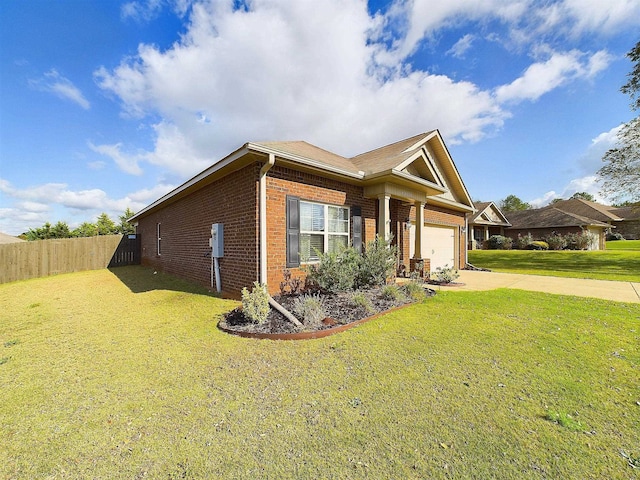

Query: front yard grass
left=468, top=249, right=640, bottom=282
left=1, top=267, right=639, bottom=479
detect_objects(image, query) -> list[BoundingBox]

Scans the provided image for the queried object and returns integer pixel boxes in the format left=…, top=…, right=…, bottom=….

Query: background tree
left=598, top=40, right=640, bottom=203
left=73, top=222, right=98, bottom=237
left=499, top=194, right=531, bottom=212
left=25, top=221, right=72, bottom=240
left=118, top=207, right=136, bottom=235
left=570, top=192, right=595, bottom=202
left=95, top=213, right=118, bottom=235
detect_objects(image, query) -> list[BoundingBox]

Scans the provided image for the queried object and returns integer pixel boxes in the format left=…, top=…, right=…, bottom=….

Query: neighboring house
left=503, top=206, right=610, bottom=250
left=608, top=205, right=640, bottom=239
left=540, top=198, right=640, bottom=240
left=129, top=130, right=475, bottom=297
left=0, top=232, right=25, bottom=245
left=467, top=201, right=511, bottom=250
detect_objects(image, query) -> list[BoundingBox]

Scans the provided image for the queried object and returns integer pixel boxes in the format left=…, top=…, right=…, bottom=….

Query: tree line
left=21, top=208, right=136, bottom=241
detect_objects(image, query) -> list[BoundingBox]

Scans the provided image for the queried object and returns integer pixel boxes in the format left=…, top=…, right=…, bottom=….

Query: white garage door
left=410, top=224, right=456, bottom=272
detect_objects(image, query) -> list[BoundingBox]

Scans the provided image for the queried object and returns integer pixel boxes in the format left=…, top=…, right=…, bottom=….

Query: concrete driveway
left=433, top=270, right=640, bottom=303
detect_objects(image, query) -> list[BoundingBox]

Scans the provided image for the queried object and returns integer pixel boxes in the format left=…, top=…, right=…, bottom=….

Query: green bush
left=515, top=233, right=534, bottom=250
left=356, top=235, right=398, bottom=288
left=402, top=281, right=426, bottom=302
left=486, top=235, right=513, bottom=250
left=304, top=245, right=361, bottom=293
left=545, top=233, right=567, bottom=250
left=380, top=284, right=405, bottom=301
left=241, top=282, right=270, bottom=324
left=292, top=293, right=327, bottom=325
left=350, top=291, right=375, bottom=314
left=565, top=231, right=595, bottom=250
left=432, top=264, right=460, bottom=283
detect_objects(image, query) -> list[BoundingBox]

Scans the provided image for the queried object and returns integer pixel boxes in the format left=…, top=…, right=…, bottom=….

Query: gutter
left=259, top=153, right=275, bottom=284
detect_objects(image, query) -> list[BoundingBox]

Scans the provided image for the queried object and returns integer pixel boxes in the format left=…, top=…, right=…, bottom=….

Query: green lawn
left=468, top=249, right=640, bottom=282
left=1, top=267, right=639, bottom=479
left=607, top=239, right=640, bottom=251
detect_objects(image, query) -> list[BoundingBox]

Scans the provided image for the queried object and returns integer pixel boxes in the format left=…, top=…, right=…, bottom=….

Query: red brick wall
left=265, top=166, right=377, bottom=293
left=137, top=164, right=260, bottom=296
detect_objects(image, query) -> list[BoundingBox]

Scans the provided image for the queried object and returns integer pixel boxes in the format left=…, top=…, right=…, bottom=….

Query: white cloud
left=577, top=124, right=623, bottom=173
left=0, top=178, right=176, bottom=235
left=447, top=34, right=476, bottom=58
left=95, top=0, right=512, bottom=174
left=29, top=69, right=90, bottom=110
left=494, top=49, right=612, bottom=103
left=88, top=142, right=144, bottom=175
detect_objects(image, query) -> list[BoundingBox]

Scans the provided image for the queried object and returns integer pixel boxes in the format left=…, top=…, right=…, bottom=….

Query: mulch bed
left=219, top=285, right=436, bottom=336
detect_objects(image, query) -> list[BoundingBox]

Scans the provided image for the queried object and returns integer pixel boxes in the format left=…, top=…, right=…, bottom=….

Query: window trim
left=156, top=222, right=161, bottom=256
left=298, top=200, right=349, bottom=264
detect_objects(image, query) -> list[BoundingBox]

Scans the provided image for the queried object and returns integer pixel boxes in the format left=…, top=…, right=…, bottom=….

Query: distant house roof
left=469, top=201, right=511, bottom=226
left=505, top=207, right=611, bottom=230
left=0, top=232, right=25, bottom=244
left=608, top=205, right=640, bottom=220
left=550, top=198, right=623, bottom=222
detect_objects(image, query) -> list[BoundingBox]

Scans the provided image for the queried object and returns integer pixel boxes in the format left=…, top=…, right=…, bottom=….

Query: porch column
left=484, top=226, right=489, bottom=241
left=377, top=194, right=391, bottom=240
left=414, top=201, right=424, bottom=258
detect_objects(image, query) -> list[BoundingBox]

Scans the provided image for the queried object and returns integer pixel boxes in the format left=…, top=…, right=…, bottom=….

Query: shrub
left=380, top=284, right=405, bottom=301
left=527, top=240, right=549, bottom=250
left=241, top=282, right=270, bottom=324
left=565, top=231, right=596, bottom=250
left=409, top=260, right=424, bottom=282
left=356, top=235, right=398, bottom=288
left=292, top=293, right=327, bottom=325
left=305, top=245, right=361, bottom=293
left=515, top=233, right=534, bottom=250
left=486, top=235, right=513, bottom=250
left=527, top=241, right=549, bottom=250
left=545, top=233, right=567, bottom=250
left=606, top=232, right=625, bottom=241
left=279, top=269, right=303, bottom=296
left=432, top=264, right=460, bottom=284
left=350, top=291, right=375, bottom=314
left=402, top=281, right=426, bottom=302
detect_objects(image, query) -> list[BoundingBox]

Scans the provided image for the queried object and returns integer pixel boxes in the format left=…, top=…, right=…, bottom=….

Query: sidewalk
left=431, top=270, right=640, bottom=303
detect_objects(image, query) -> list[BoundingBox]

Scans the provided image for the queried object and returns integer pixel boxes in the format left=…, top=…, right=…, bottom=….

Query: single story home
left=503, top=206, right=610, bottom=250
left=129, top=131, right=475, bottom=297
left=549, top=198, right=640, bottom=240
left=467, top=201, right=511, bottom=250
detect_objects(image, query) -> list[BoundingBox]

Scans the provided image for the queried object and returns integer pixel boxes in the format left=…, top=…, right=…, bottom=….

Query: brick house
left=129, top=131, right=475, bottom=297
left=467, top=201, right=511, bottom=250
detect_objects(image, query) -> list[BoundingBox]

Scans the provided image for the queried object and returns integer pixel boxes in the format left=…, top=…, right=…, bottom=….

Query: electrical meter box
left=210, top=223, right=224, bottom=258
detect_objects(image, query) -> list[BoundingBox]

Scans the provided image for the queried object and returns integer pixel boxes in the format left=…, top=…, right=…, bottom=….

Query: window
left=298, top=201, right=349, bottom=262
left=156, top=223, right=161, bottom=255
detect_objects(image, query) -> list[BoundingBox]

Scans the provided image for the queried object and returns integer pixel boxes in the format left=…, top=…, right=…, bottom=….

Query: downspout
left=259, top=153, right=275, bottom=285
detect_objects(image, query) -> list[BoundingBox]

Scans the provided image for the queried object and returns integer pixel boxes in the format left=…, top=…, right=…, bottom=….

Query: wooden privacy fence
left=0, top=234, right=141, bottom=284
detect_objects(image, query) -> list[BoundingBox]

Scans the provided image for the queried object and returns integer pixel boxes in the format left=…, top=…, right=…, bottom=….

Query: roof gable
left=470, top=202, right=510, bottom=226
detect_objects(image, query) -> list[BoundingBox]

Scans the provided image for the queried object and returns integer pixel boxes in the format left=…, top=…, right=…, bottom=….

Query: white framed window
left=299, top=201, right=349, bottom=262
left=156, top=223, right=161, bottom=256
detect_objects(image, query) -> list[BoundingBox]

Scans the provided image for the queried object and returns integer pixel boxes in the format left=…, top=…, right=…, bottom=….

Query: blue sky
left=1, top=0, right=639, bottom=236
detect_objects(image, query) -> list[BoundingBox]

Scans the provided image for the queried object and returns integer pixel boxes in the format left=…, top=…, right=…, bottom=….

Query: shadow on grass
left=108, top=265, right=219, bottom=296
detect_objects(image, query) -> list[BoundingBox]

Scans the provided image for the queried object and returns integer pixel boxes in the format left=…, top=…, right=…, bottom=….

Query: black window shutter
left=352, top=206, right=362, bottom=254
left=286, top=196, right=300, bottom=268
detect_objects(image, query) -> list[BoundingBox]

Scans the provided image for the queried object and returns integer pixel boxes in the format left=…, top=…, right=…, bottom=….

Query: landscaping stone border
left=217, top=303, right=415, bottom=340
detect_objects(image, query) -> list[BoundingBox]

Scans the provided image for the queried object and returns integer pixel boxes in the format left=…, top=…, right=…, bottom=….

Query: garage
left=410, top=224, right=457, bottom=272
